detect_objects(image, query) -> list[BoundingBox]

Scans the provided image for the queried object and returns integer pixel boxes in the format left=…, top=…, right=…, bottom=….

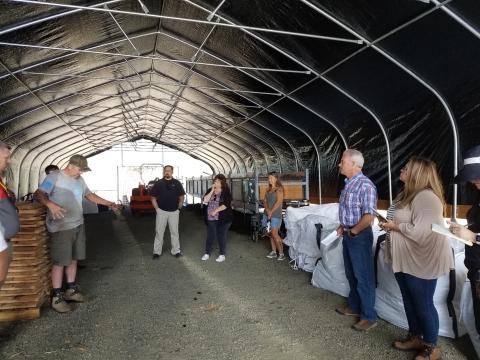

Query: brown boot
left=414, top=343, right=441, bottom=360
left=335, top=306, right=359, bottom=316
left=352, top=319, right=378, bottom=332
left=393, top=334, right=424, bottom=351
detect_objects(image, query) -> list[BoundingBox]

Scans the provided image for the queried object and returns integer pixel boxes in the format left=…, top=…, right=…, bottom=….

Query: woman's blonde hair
left=396, top=156, right=445, bottom=208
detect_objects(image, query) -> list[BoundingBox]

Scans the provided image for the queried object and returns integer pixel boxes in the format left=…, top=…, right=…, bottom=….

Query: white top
left=0, top=223, right=8, bottom=252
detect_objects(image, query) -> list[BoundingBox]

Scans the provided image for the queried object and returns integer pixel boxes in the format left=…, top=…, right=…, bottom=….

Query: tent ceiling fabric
left=0, top=0, right=479, bottom=206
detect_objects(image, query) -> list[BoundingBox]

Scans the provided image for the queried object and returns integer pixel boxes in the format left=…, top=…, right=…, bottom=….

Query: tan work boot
left=64, top=287, right=86, bottom=303
left=51, top=294, right=72, bottom=313
left=393, top=334, right=424, bottom=351
left=335, top=306, right=360, bottom=316
left=414, top=344, right=441, bottom=360
left=352, top=319, right=378, bottom=332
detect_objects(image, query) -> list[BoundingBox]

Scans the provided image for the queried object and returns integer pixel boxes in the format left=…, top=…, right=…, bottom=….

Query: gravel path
left=0, top=210, right=475, bottom=360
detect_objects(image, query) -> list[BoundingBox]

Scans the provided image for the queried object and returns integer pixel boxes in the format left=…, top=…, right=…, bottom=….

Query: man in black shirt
left=150, top=165, right=185, bottom=259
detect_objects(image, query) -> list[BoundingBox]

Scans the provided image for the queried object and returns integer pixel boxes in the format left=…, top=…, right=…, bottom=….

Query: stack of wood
left=0, top=202, right=51, bottom=321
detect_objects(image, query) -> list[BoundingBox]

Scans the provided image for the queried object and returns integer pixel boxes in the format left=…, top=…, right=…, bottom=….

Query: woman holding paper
left=380, top=156, right=453, bottom=360
left=449, top=145, right=480, bottom=356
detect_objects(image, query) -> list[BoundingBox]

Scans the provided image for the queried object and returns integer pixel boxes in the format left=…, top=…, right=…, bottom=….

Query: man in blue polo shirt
left=335, top=149, right=378, bottom=332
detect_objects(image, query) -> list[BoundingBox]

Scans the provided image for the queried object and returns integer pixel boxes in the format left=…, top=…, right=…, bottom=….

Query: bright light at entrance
left=82, top=140, right=211, bottom=202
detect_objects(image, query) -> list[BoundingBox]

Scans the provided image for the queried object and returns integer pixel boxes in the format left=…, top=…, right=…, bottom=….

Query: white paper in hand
left=322, top=230, right=340, bottom=247
left=431, top=223, right=473, bottom=246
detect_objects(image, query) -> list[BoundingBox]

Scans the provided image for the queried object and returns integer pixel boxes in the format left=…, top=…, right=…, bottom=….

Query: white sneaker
left=216, top=255, right=226, bottom=262
left=266, top=251, right=277, bottom=259
left=201, top=254, right=210, bottom=261
left=277, top=254, right=286, bottom=261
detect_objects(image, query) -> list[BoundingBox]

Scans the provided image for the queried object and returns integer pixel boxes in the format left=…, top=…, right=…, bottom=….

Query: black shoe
left=174, top=252, right=183, bottom=258
left=152, top=254, right=160, bottom=260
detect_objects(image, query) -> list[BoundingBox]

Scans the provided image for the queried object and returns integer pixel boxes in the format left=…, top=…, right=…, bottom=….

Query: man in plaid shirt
left=335, top=149, right=378, bottom=332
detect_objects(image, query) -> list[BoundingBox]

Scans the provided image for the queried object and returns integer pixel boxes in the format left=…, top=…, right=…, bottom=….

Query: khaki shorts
left=50, top=224, right=86, bottom=266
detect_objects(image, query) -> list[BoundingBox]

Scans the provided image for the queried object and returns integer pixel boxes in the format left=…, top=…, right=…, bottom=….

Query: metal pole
left=305, top=168, right=310, bottom=203
left=255, top=170, right=259, bottom=215
left=116, top=165, right=120, bottom=202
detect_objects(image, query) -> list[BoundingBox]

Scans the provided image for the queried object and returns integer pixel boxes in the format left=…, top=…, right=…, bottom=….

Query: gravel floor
left=0, top=209, right=476, bottom=360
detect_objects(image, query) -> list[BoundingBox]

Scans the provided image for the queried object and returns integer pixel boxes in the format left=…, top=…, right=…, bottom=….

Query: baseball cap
left=454, top=145, right=480, bottom=183
left=68, top=154, right=91, bottom=172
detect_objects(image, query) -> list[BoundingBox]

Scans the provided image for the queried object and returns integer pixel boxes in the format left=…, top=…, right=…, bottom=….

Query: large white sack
left=288, top=248, right=318, bottom=273
left=284, top=203, right=339, bottom=248
left=375, top=243, right=467, bottom=338
left=284, top=204, right=340, bottom=272
left=460, top=281, right=480, bottom=358
left=311, top=235, right=350, bottom=297
left=287, top=215, right=340, bottom=272
left=311, top=225, right=382, bottom=297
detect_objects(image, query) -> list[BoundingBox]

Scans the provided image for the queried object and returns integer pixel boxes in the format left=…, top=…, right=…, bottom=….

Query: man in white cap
left=34, top=154, right=118, bottom=313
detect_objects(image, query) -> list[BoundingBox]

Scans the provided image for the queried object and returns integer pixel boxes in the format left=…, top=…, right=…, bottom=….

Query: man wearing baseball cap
left=34, top=154, right=118, bottom=313
left=448, top=145, right=480, bottom=358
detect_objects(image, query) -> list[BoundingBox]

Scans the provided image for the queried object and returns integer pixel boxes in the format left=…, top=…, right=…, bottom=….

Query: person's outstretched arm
left=85, top=193, right=117, bottom=209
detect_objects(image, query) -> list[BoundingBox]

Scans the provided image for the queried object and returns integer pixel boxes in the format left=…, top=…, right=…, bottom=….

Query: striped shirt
left=384, top=202, right=396, bottom=263
left=339, top=172, right=377, bottom=227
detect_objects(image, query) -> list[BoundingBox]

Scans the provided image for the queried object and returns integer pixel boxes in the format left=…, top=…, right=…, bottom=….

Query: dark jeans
left=342, top=228, right=377, bottom=321
left=205, top=220, right=232, bottom=255
left=395, top=272, right=439, bottom=344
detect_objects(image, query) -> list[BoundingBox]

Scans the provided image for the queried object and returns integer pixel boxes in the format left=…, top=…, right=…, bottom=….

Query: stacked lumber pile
left=0, top=202, right=51, bottom=321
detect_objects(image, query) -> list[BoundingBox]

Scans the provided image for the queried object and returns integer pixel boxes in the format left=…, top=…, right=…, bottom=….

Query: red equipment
left=129, top=183, right=155, bottom=215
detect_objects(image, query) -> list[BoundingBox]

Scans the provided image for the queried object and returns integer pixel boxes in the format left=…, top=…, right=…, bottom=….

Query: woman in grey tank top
left=264, top=172, right=285, bottom=261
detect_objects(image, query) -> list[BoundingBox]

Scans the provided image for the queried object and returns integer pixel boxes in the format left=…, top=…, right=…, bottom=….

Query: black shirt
left=465, top=191, right=480, bottom=272
left=150, top=178, right=186, bottom=212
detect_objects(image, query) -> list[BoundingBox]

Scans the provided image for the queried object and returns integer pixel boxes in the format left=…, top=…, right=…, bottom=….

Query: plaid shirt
left=339, top=172, right=377, bottom=227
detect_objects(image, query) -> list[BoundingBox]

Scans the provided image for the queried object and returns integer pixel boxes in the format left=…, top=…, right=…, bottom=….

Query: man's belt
left=343, top=226, right=371, bottom=237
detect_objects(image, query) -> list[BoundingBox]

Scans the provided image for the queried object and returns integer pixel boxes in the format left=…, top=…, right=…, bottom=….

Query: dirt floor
left=0, top=209, right=476, bottom=360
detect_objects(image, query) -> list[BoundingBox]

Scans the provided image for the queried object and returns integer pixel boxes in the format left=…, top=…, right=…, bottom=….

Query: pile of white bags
left=290, top=203, right=471, bottom=339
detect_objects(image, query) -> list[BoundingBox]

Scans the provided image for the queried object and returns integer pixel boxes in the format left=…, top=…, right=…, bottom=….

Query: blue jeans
left=342, top=228, right=377, bottom=321
left=205, top=221, right=232, bottom=255
left=395, top=272, right=439, bottom=344
left=261, top=214, right=281, bottom=229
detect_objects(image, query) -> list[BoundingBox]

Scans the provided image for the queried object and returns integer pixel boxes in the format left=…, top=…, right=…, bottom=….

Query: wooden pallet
left=0, top=203, right=51, bottom=321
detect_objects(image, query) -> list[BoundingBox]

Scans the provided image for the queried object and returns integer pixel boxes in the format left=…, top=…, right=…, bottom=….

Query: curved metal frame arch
left=206, top=142, right=248, bottom=175
left=0, top=29, right=298, bottom=176
left=5, top=16, right=347, bottom=197
left=300, top=0, right=459, bottom=210
left=6, top=70, right=278, bottom=178
left=194, top=149, right=231, bottom=176
left=3, top=26, right=342, bottom=186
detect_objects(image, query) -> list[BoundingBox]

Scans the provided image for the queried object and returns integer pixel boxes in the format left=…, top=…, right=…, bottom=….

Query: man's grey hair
left=0, top=141, right=11, bottom=151
left=344, top=149, right=364, bottom=168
